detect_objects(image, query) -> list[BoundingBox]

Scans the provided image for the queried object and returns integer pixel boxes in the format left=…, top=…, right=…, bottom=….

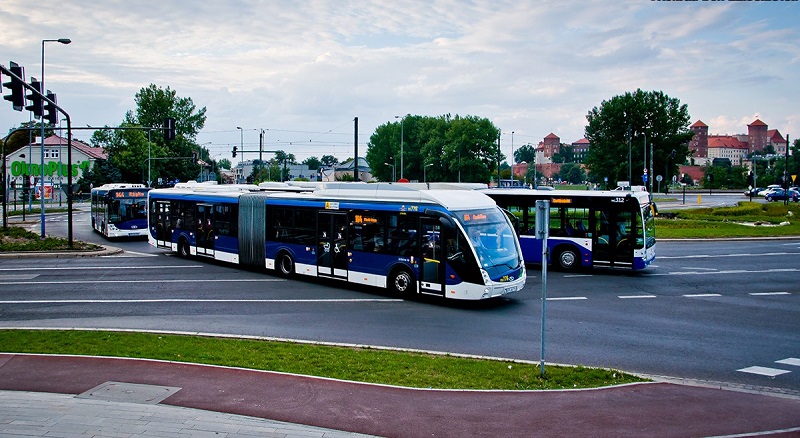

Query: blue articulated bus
left=482, top=187, right=656, bottom=271
left=90, top=183, right=151, bottom=238
left=148, top=182, right=526, bottom=300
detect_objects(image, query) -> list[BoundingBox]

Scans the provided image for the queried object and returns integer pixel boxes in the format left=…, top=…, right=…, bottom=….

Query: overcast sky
left=2, top=0, right=798, bottom=166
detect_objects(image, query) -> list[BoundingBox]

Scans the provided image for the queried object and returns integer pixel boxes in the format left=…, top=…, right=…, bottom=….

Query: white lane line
left=618, top=294, right=657, bottom=299
left=0, top=265, right=203, bottom=271
left=683, top=293, right=722, bottom=298
left=546, top=296, right=587, bottom=301
left=106, top=251, right=160, bottom=257
left=0, top=298, right=402, bottom=304
left=650, top=268, right=800, bottom=276
left=0, top=274, right=40, bottom=280
left=659, top=252, right=800, bottom=259
left=681, top=267, right=717, bottom=271
left=736, top=366, right=791, bottom=377
left=776, top=358, right=800, bottom=367
left=0, top=279, right=285, bottom=285
left=563, top=274, right=592, bottom=278
left=706, top=426, right=800, bottom=438
left=749, top=292, right=790, bottom=296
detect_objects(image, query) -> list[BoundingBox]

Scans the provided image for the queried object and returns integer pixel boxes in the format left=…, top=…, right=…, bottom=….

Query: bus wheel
left=277, top=252, right=295, bottom=277
left=389, top=268, right=415, bottom=298
left=556, top=248, right=579, bottom=271
left=178, top=238, right=191, bottom=258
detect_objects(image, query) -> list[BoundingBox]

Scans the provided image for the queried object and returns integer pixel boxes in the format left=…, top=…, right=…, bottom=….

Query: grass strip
left=0, top=329, right=643, bottom=390
left=657, top=201, right=800, bottom=238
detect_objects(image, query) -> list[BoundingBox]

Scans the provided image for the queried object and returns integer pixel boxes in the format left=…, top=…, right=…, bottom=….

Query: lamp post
left=511, top=131, right=515, bottom=181
left=424, top=163, right=433, bottom=184
left=395, top=115, right=404, bottom=180
left=39, top=37, right=71, bottom=238
left=384, top=162, right=395, bottom=182
left=237, top=126, right=244, bottom=183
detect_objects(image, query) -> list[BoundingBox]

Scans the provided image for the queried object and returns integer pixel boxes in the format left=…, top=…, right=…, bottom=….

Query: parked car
left=744, top=187, right=764, bottom=197
left=765, top=188, right=800, bottom=202
left=758, top=185, right=782, bottom=196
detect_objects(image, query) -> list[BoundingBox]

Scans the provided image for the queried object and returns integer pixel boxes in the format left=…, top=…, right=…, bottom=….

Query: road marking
left=0, top=274, right=40, bottom=280
left=749, top=292, right=790, bottom=296
left=0, top=265, right=203, bottom=272
left=105, top=251, right=160, bottom=257
left=546, top=296, right=587, bottom=301
left=658, top=252, right=800, bottom=259
left=681, top=267, right=717, bottom=271
left=618, top=294, right=657, bottom=299
left=707, top=426, right=800, bottom=438
left=563, top=274, right=592, bottom=278
left=683, top=293, right=722, bottom=298
left=0, top=298, right=402, bottom=304
left=0, top=278, right=284, bottom=285
left=736, top=366, right=791, bottom=377
left=651, top=268, right=800, bottom=276
left=776, top=358, right=800, bottom=367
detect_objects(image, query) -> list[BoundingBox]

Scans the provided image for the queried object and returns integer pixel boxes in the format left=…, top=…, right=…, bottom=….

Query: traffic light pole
left=2, top=63, right=74, bottom=245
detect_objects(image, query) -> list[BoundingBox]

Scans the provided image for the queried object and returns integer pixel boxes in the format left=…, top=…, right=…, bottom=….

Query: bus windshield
left=456, top=208, right=523, bottom=277
left=109, top=197, right=147, bottom=224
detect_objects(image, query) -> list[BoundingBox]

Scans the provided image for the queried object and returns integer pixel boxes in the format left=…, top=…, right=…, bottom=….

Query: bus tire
left=177, top=238, right=191, bottom=258
left=276, top=252, right=295, bottom=277
left=555, top=247, right=579, bottom=271
left=389, top=267, right=416, bottom=298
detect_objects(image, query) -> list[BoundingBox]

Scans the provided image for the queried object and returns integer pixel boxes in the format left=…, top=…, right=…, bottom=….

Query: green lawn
left=0, top=330, right=643, bottom=390
left=657, top=201, right=800, bottom=238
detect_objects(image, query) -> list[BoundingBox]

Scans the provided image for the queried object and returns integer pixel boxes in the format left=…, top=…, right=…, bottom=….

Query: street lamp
left=39, top=37, right=71, bottom=238
left=237, top=126, right=244, bottom=183
left=384, top=162, right=395, bottom=182
left=395, top=115, right=404, bottom=180
left=511, top=131, right=515, bottom=181
left=424, top=163, right=433, bottom=184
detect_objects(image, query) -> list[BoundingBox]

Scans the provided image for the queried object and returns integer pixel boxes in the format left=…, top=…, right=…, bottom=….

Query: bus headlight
left=481, top=269, right=491, bottom=285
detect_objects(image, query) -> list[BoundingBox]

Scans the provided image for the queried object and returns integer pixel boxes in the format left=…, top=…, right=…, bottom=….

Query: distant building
left=319, top=157, right=374, bottom=182
left=689, top=118, right=788, bottom=166
left=3, top=134, right=105, bottom=199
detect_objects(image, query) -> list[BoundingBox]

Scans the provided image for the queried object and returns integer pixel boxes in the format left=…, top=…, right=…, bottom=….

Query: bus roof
left=481, top=187, right=652, bottom=205
left=91, top=183, right=148, bottom=191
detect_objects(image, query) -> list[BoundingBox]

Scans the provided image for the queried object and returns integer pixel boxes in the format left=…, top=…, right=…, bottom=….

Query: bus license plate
left=504, top=285, right=517, bottom=293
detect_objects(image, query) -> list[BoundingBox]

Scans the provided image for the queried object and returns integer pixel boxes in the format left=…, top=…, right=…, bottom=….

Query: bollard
left=698, top=195, right=702, bottom=204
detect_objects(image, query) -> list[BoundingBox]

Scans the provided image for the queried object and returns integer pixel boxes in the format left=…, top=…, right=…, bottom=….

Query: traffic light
left=25, top=77, right=42, bottom=119
left=44, top=91, right=58, bottom=125
left=232, top=146, right=237, bottom=158
left=3, top=61, right=26, bottom=111
left=164, top=117, right=176, bottom=141
left=191, top=151, right=198, bottom=164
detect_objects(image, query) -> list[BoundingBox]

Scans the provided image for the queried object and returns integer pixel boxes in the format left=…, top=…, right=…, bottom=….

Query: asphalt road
left=2, top=201, right=798, bottom=395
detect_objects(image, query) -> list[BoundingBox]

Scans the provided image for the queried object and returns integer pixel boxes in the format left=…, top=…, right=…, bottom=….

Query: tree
left=91, top=84, right=207, bottom=185
left=274, top=150, right=296, bottom=181
left=584, top=89, right=693, bottom=189
left=513, top=144, right=536, bottom=165
left=216, top=158, right=231, bottom=170
left=302, top=156, right=322, bottom=171
left=557, top=163, right=587, bottom=184
left=365, top=114, right=502, bottom=183
left=320, top=155, right=339, bottom=167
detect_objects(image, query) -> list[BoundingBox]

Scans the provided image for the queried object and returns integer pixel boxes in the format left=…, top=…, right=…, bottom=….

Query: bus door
left=591, top=209, right=633, bottom=268
left=152, top=200, right=171, bottom=248
left=317, top=211, right=348, bottom=279
left=419, top=217, right=445, bottom=296
left=195, top=203, right=215, bottom=257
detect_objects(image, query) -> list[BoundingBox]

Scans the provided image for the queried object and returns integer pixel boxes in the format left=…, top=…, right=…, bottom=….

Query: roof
left=572, top=138, right=590, bottom=145
left=707, top=135, right=748, bottom=149
left=691, top=120, right=708, bottom=128
left=766, top=129, right=785, bottom=143
left=748, top=119, right=767, bottom=127
left=43, top=134, right=107, bottom=160
left=544, top=133, right=559, bottom=139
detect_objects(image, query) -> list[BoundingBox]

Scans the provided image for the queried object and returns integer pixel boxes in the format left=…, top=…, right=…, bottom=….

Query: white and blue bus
left=90, top=183, right=151, bottom=238
left=148, top=182, right=526, bottom=300
left=482, top=187, right=656, bottom=271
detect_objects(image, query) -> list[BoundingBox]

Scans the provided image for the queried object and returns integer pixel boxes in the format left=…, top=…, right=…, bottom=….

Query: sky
left=2, top=0, right=799, bottom=168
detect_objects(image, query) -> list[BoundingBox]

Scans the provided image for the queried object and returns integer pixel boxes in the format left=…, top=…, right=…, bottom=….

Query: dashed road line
left=749, top=292, right=790, bottom=296
left=683, top=293, right=722, bottom=298
left=546, top=296, right=587, bottom=301
left=776, top=358, right=800, bottom=367
left=618, top=294, right=657, bottom=299
left=737, top=366, right=791, bottom=377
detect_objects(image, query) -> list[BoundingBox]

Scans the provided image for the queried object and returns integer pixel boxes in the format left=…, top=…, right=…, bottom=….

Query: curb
left=0, top=245, right=122, bottom=259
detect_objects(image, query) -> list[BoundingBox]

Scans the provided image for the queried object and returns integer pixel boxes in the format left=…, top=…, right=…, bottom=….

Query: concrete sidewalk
left=1, top=353, right=799, bottom=437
